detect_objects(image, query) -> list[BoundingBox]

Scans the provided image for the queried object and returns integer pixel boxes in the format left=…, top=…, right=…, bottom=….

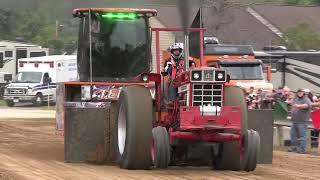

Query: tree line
left=0, top=0, right=319, bottom=54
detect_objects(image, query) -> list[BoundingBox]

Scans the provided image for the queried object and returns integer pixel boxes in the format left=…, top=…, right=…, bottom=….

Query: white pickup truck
left=3, top=55, right=77, bottom=106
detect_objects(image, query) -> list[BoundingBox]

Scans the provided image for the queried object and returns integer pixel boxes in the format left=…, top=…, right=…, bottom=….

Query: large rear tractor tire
left=151, top=126, right=170, bottom=168
left=213, top=86, right=249, bottom=171
left=224, top=86, right=248, bottom=133
left=114, top=85, right=153, bottom=170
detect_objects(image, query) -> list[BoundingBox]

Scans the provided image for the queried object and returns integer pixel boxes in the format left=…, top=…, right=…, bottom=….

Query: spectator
left=273, top=88, right=283, bottom=102
left=288, top=88, right=312, bottom=154
left=282, top=86, right=291, bottom=101
left=285, top=92, right=295, bottom=112
left=248, top=86, right=255, bottom=95
left=244, top=86, right=318, bottom=110
left=189, top=57, right=196, bottom=69
left=254, top=94, right=262, bottom=109
left=310, top=89, right=319, bottom=103
left=304, top=89, right=312, bottom=102
left=261, top=91, right=274, bottom=109
left=304, top=89, right=320, bottom=107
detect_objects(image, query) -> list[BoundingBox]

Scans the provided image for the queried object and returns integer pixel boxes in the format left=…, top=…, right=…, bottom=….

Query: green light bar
left=101, top=12, right=137, bottom=20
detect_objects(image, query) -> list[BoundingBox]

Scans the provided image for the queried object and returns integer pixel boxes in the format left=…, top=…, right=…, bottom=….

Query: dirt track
left=0, top=114, right=319, bottom=179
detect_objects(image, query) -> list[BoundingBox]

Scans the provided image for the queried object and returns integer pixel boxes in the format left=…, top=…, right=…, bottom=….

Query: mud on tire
left=243, top=129, right=260, bottom=172
left=212, top=86, right=249, bottom=171
left=224, top=86, right=248, bottom=133
left=114, top=85, right=153, bottom=170
left=152, top=126, right=170, bottom=168
left=213, top=141, right=242, bottom=171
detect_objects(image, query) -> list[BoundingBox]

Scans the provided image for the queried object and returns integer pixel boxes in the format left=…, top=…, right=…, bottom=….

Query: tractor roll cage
left=151, top=28, right=207, bottom=73
left=151, top=28, right=207, bottom=113
left=75, top=8, right=157, bottom=82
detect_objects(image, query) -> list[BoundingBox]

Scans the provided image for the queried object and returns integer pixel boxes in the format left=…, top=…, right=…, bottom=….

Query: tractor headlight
left=191, top=71, right=202, bottom=81
left=217, top=73, right=223, bottom=79
left=193, top=73, right=200, bottom=79
left=81, top=85, right=92, bottom=101
left=142, top=74, right=148, bottom=82
left=215, top=71, right=226, bottom=81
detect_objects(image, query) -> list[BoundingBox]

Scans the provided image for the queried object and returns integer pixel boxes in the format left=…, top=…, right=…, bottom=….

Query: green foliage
left=283, top=23, right=320, bottom=50
left=0, top=8, right=78, bottom=55
left=284, top=0, right=301, bottom=5
left=0, top=0, right=181, bottom=55
left=259, top=0, right=320, bottom=5
left=17, top=12, right=51, bottom=41
left=0, top=9, right=20, bottom=40
left=284, top=0, right=320, bottom=5
left=0, top=100, right=5, bottom=106
left=0, top=0, right=318, bottom=55
left=311, top=0, right=320, bottom=5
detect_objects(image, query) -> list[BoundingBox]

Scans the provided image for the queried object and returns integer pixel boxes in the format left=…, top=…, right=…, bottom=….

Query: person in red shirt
left=163, top=43, right=184, bottom=101
left=164, top=43, right=184, bottom=78
left=163, top=43, right=195, bottom=101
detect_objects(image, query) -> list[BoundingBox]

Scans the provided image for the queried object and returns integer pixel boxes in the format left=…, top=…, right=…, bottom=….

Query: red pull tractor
left=71, top=8, right=260, bottom=172
left=119, top=70, right=260, bottom=171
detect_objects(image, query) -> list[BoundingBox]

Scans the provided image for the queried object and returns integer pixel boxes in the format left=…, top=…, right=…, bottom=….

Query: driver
left=164, top=43, right=185, bottom=79
left=163, top=43, right=196, bottom=101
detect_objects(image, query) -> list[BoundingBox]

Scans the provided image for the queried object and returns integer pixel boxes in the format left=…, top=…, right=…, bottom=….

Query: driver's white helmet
left=169, top=43, right=184, bottom=60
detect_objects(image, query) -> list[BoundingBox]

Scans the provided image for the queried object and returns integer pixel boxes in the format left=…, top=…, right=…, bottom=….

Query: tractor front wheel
left=243, top=129, right=260, bottom=171
left=213, top=129, right=260, bottom=171
left=114, top=85, right=153, bottom=170
left=212, top=141, right=242, bottom=171
left=151, top=126, right=170, bottom=168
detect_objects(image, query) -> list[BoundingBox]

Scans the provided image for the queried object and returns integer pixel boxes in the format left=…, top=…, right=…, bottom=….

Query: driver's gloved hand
left=165, top=62, right=173, bottom=76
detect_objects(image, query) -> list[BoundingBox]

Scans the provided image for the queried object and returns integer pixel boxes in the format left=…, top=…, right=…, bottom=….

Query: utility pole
left=55, top=20, right=64, bottom=38
left=55, top=20, right=59, bottom=38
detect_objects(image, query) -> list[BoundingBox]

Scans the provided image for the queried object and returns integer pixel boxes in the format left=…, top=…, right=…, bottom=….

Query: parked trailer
left=255, top=51, right=320, bottom=92
left=0, top=41, right=49, bottom=98
left=0, top=41, right=49, bottom=83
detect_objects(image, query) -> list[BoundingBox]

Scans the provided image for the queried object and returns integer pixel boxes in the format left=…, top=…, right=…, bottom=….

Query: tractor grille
left=192, top=84, right=223, bottom=107
left=8, top=88, right=26, bottom=95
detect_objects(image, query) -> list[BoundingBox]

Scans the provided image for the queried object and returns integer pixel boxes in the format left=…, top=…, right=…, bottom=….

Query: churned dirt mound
left=0, top=117, right=319, bottom=179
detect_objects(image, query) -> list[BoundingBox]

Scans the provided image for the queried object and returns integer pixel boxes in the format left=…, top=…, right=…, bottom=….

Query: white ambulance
left=3, top=55, right=77, bottom=106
